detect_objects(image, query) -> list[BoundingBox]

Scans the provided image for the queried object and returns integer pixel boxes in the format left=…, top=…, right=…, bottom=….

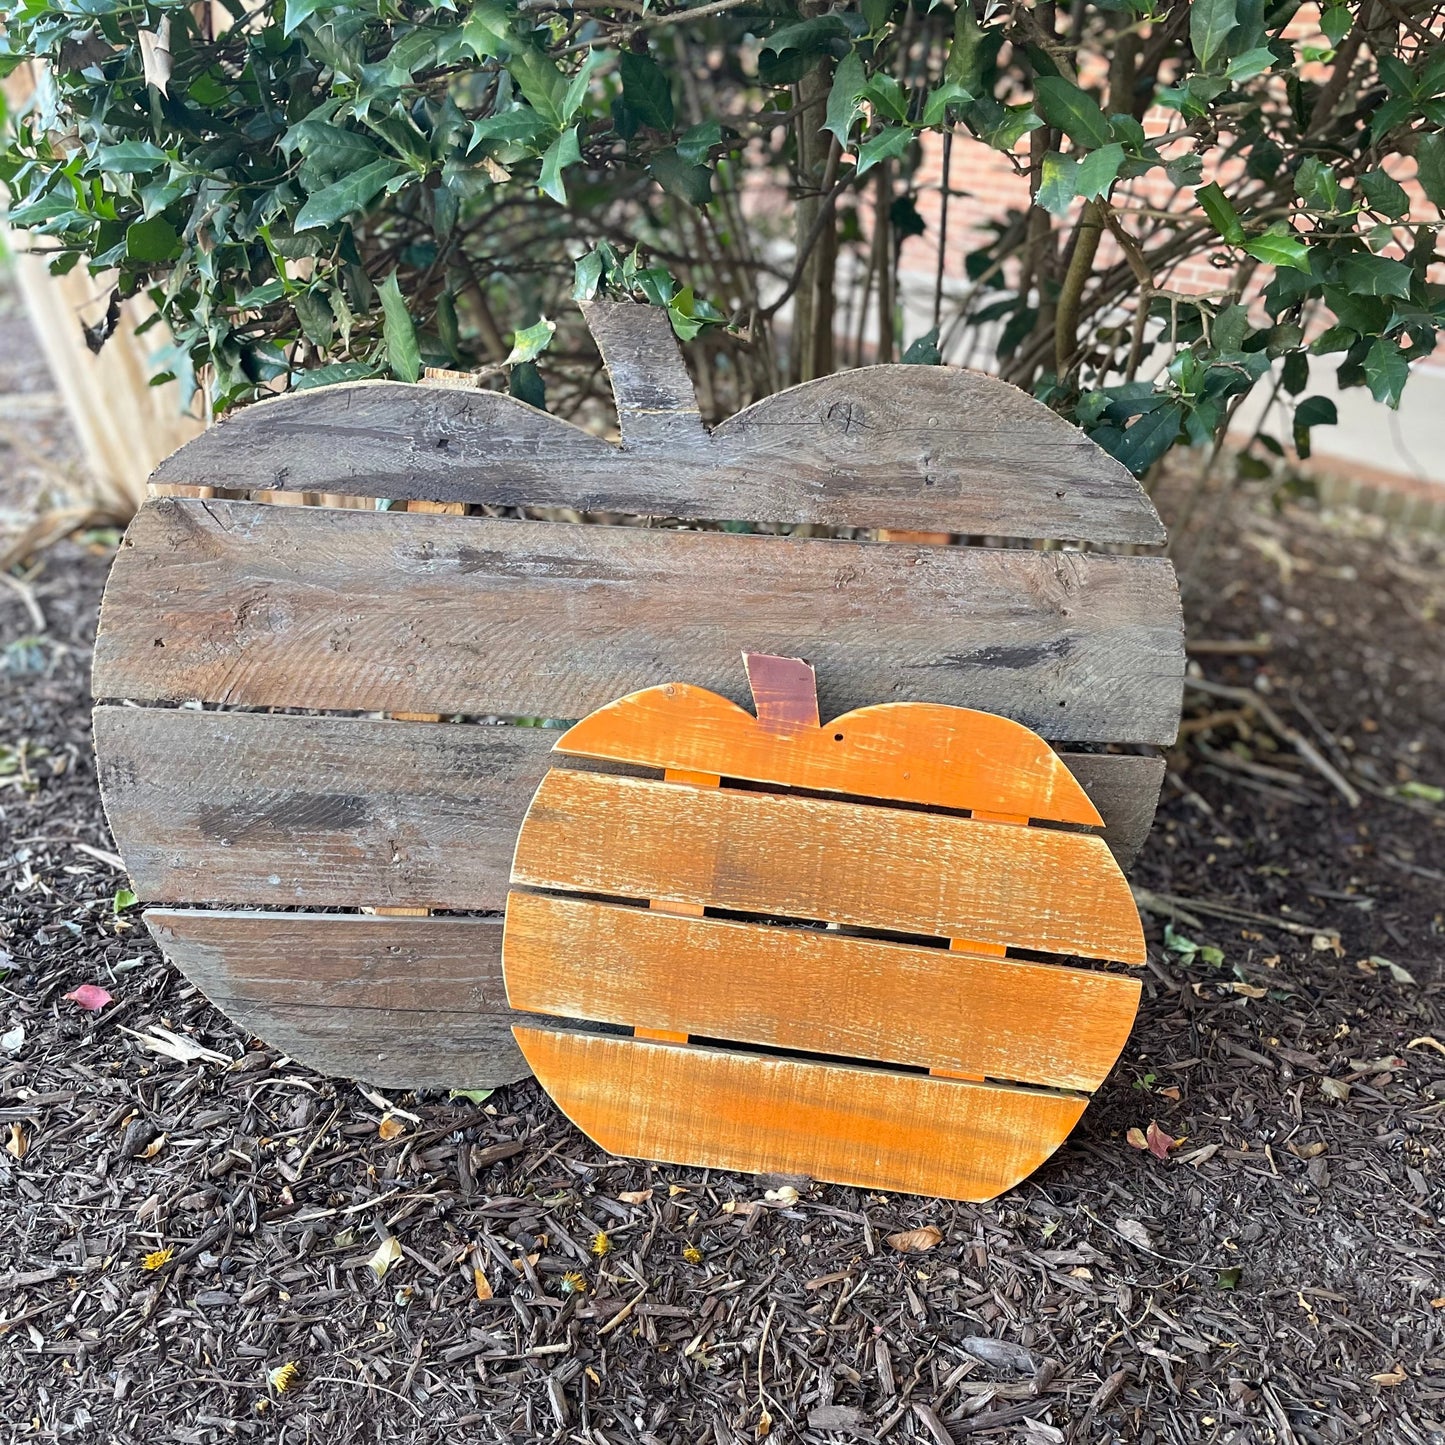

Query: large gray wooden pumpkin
left=93, top=303, right=1183, bottom=1089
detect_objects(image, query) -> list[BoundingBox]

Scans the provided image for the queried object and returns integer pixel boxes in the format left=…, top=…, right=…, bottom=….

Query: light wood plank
left=503, top=893, right=1140, bottom=1090
left=146, top=910, right=527, bottom=1088
left=556, top=686, right=1103, bottom=824
left=94, top=499, right=1184, bottom=745
left=512, top=770, right=1146, bottom=963
left=94, top=708, right=1166, bottom=911
left=513, top=1028, right=1088, bottom=1202
left=145, top=345, right=1163, bottom=546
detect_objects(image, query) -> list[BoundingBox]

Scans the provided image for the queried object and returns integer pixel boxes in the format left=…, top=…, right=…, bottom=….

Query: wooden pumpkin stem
left=743, top=652, right=820, bottom=735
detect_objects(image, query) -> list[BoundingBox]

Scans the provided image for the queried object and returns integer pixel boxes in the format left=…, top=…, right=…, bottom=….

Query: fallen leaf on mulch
left=1114, top=1218, right=1154, bottom=1251
left=1371, top=1363, right=1408, bottom=1387
left=1320, top=1078, right=1351, bottom=1101
left=1288, top=1140, right=1327, bottom=1160
left=377, top=1115, right=405, bottom=1141
left=764, top=1185, right=799, bottom=1206
left=618, top=1188, right=653, bottom=1204
left=5, top=1122, right=25, bottom=1159
left=1408, top=1036, right=1445, bottom=1055
left=63, top=983, right=112, bottom=1011
left=140, top=1131, right=167, bottom=1160
left=473, top=1266, right=493, bottom=1301
left=1126, top=1121, right=1182, bottom=1159
left=122, top=1025, right=229, bottom=1065
left=1, top=1024, right=24, bottom=1055
left=368, top=1237, right=402, bottom=1280
left=885, top=1226, right=943, bottom=1254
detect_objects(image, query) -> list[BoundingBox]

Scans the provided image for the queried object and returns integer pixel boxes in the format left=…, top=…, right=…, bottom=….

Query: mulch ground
left=2, top=307, right=1444, bottom=1445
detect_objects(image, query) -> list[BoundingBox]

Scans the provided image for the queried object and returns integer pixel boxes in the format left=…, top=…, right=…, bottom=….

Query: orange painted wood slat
left=513, top=1027, right=1087, bottom=1202
left=503, top=893, right=1141, bottom=1090
left=511, top=770, right=1146, bottom=963
left=555, top=688, right=1103, bottom=825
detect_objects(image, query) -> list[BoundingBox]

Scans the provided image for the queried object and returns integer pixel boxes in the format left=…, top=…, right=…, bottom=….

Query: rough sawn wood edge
left=145, top=909, right=529, bottom=1089
left=145, top=301, right=1164, bottom=545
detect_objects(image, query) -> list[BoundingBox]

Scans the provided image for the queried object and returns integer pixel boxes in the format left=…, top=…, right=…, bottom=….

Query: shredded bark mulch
left=3, top=334, right=1443, bottom=1443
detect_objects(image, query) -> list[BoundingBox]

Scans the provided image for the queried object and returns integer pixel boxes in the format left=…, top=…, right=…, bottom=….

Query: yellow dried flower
left=590, top=1230, right=611, bottom=1258
left=142, top=1247, right=175, bottom=1272
left=683, top=1244, right=704, bottom=1265
left=560, top=1271, right=588, bottom=1295
left=269, top=1361, right=301, bottom=1393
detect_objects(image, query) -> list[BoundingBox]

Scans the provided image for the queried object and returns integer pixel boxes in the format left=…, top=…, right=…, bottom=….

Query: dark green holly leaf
left=284, top=0, right=344, bottom=38
left=538, top=125, right=582, bottom=204
left=1319, top=5, right=1350, bottom=45
left=650, top=147, right=713, bottom=205
left=677, top=121, right=723, bottom=166
left=509, top=359, right=547, bottom=410
left=1077, top=142, right=1123, bottom=200
left=1417, top=132, right=1445, bottom=209
left=922, top=80, right=972, bottom=126
left=1281, top=348, right=1308, bottom=395
left=470, top=109, right=553, bottom=152
left=1292, top=394, right=1337, bottom=457
left=126, top=214, right=180, bottom=261
left=293, top=360, right=379, bottom=391
left=1294, top=156, right=1338, bottom=210
left=1033, top=76, right=1112, bottom=149
left=1037, top=151, right=1078, bottom=216
left=1191, top=0, right=1238, bottom=73
left=763, top=15, right=852, bottom=57
left=1196, top=181, right=1246, bottom=244
left=823, top=51, right=868, bottom=145
left=862, top=74, right=909, bottom=124
left=378, top=270, right=421, bottom=383
left=506, top=316, right=556, bottom=366
left=946, top=2, right=985, bottom=95
left=1358, top=168, right=1410, bottom=219
left=95, top=140, right=170, bottom=174
left=1104, top=401, right=1184, bottom=474
left=574, top=247, right=605, bottom=301
left=1213, top=303, right=1251, bottom=352
left=902, top=326, right=942, bottom=364
left=1338, top=252, right=1413, bottom=299
left=1243, top=224, right=1310, bottom=271
left=1224, top=46, right=1275, bottom=82
left=1363, top=334, right=1408, bottom=407
left=855, top=125, right=913, bottom=178
left=296, top=159, right=407, bottom=231
left=620, top=50, right=674, bottom=132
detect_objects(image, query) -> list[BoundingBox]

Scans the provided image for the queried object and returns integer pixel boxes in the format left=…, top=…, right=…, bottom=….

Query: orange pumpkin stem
left=743, top=652, right=819, bottom=735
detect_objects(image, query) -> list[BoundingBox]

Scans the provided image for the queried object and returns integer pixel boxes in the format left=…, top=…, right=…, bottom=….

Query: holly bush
left=1, top=0, right=1442, bottom=475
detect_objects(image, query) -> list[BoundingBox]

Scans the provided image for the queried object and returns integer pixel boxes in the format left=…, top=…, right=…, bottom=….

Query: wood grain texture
left=512, top=770, right=1146, bottom=963
left=145, top=910, right=527, bottom=1088
left=144, top=340, right=1163, bottom=545
left=580, top=300, right=710, bottom=453
left=93, top=705, right=572, bottom=910
left=94, top=708, right=1165, bottom=913
left=504, top=893, right=1140, bottom=1090
left=94, top=499, right=1185, bottom=745
left=556, top=687, right=1104, bottom=824
left=513, top=1027, right=1088, bottom=1202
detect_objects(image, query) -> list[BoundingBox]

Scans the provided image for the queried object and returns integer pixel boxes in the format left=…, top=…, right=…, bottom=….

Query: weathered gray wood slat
left=144, top=910, right=525, bottom=1089
left=146, top=304, right=1163, bottom=544
left=95, top=707, right=1165, bottom=913
left=94, top=500, right=1184, bottom=745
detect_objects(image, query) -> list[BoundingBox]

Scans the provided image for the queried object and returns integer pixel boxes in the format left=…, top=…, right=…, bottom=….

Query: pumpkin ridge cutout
left=503, top=652, right=1146, bottom=1202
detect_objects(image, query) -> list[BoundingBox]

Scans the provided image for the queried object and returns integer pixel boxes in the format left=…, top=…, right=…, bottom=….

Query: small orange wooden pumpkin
left=503, top=653, right=1146, bottom=1202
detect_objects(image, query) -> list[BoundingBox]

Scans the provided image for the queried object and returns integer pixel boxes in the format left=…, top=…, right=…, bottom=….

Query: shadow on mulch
left=3, top=450, right=1444, bottom=1439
